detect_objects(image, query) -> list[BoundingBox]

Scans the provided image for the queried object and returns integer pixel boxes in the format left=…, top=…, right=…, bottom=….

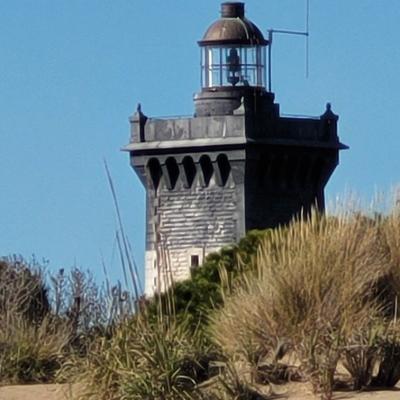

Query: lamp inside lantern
left=226, top=48, right=241, bottom=86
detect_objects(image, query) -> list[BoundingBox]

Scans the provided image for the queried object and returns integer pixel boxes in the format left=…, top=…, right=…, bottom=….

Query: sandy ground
left=281, top=381, right=400, bottom=400
left=0, top=382, right=399, bottom=400
left=0, top=384, right=75, bottom=400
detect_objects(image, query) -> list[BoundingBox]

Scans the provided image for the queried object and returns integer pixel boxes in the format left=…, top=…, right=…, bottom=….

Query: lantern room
left=198, top=2, right=268, bottom=89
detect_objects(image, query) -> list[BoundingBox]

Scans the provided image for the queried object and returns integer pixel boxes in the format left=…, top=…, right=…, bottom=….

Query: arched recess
left=270, top=155, right=282, bottom=189
left=199, top=155, right=213, bottom=187
left=182, top=156, right=196, bottom=188
left=216, top=154, right=231, bottom=186
left=147, top=158, right=162, bottom=190
left=287, top=154, right=301, bottom=190
left=298, top=155, right=311, bottom=189
left=311, top=157, right=325, bottom=189
left=165, top=157, right=180, bottom=190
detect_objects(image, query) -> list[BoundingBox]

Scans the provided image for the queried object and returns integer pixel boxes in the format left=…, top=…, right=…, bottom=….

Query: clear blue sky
left=1, top=1, right=399, bottom=286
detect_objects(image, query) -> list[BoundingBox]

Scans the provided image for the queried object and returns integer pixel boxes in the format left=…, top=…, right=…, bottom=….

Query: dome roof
left=198, top=2, right=268, bottom=46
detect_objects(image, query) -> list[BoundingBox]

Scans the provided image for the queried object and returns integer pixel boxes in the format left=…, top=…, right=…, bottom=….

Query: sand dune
left=0, top=382, right=399, bottom=400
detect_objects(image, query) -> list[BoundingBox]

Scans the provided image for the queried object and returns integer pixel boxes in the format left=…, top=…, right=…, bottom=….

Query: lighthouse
left=124, top=2, right=347, bottom=296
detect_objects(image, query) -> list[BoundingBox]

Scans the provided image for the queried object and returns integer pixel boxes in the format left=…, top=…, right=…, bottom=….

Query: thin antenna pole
left=266, top=0, right=310, bottom=91
left=305, top=0, right=310, bottom=78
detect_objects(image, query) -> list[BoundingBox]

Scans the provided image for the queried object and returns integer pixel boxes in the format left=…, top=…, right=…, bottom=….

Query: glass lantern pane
left=201, top=44, right=266, bottom=88
left=211, top=69, right=221, bottom=87
left=210, top=47, right=221, bottom=66
left=246, top=47, right=256, bottom=64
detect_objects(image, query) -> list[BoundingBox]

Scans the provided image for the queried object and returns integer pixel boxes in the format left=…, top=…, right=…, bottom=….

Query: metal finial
left=321, top=101, right=338, bottom=121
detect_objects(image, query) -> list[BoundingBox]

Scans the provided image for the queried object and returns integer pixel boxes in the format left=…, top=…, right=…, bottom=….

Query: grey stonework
left=123, top=90, right=347, bottom=296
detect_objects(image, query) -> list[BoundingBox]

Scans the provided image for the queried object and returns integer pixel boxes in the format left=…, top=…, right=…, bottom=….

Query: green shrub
left=147, top=230, right=267, bottom=331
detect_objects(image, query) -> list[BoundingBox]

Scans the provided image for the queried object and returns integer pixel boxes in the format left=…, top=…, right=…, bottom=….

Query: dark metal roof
left=198, top=2, right=268, bottom=46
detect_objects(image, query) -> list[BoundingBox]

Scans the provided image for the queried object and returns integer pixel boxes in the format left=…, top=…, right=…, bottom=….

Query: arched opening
left=216, top=154, right=231, bottom=186
left=298, top=156, right=311, bottom=189
left=182, top=156, right=196, bottom=188
left=199, top=155, right=213, bottom=187
left=165, top=157, right=179, bottom=190
left=311, top=157, right=325, bottom=189
left=147, top=158, right=162, bottom=190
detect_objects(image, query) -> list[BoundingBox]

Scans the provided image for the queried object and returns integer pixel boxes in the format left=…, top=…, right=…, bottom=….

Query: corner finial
left=321, top=101, right=338, bottom=121
left=133, top=102, right=147, bottom=121
left=130, top=102, right=148, bottom=143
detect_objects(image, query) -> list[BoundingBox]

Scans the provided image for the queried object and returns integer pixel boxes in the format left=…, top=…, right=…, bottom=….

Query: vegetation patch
left=2, top=196, right=400, bottom=400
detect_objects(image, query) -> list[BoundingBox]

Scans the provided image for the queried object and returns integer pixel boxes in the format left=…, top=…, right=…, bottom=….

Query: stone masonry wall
left=145, top=175, right=238, bottom=295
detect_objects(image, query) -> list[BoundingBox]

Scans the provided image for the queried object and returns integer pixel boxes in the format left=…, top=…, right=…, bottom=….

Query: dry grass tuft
left=211, top=209, right=391, bottom=400
left=68, top=314, right=211, bottom=400
left=0, top=314, right=71, bottom=384
left=0, top=258, right=70, bottom=384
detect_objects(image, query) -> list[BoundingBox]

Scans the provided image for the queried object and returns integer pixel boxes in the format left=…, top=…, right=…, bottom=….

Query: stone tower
left=124, top=2, right=347, bottom=296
